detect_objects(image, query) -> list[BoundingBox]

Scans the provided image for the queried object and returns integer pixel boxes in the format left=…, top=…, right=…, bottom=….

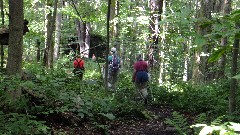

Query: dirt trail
left=49, top=104, right=177, bottom=135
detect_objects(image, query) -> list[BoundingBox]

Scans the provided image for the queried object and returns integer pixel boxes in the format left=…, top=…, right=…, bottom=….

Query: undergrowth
left=0, top=59, right=239, bottom=134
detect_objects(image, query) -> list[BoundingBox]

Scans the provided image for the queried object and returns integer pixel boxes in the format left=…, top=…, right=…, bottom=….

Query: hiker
left=92, top=54, right=96, bottom=61
left=132, top=54, right=149, bottom=104
left=107, top=47, right=121, bottom=90
left=73, top=55, right=85, bottom=80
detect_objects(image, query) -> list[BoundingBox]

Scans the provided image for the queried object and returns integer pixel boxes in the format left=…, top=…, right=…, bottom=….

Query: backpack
left=110, top=55, right=119, bottom=72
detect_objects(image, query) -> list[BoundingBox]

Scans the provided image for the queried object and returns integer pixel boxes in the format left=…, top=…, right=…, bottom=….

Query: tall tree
left=72, top=1, right=90, bottom=57
left=77, top=20, right=86, bottom=55
left=149, top=0, right=163, bottom=45
left=84, top=22, right=90, bottom=57
left=218, top=0, right=232, bottom=78
left=110, top=0, right=120, bottom=51
left=54, top=0, right=63, bottom=60
left=0, top=0, right=4, bottom=69
left=158, top=0, right=164, bottom=84
left=192, top=0, right=213, bottom=83
left=6, top=0, right=24, bottom=75
left=148, top=0, right=163, bottom=83
left=105, top=0, right=111, bottom=89
left=229, top=22, right=240, bottom=113
left=43, top=0, right=58, bottom=68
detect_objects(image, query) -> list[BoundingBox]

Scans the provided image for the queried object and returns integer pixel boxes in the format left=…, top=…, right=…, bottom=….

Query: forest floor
left=36, top=71, right=179, bottom=134
left=47, top=103, right=178, bottom=135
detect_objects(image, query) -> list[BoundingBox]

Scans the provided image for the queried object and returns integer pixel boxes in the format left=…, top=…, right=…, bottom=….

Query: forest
left=0, top=0, right=240, bottom=134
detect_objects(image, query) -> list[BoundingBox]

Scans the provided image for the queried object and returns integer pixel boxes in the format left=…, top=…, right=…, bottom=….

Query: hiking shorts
left=136, top=71, right=148, bottom=83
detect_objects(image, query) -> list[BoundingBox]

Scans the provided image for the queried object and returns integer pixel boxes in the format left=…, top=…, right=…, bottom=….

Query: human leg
left=111, top=72, right=118, bottom=90
left=135, top=81, right=148, bottom=104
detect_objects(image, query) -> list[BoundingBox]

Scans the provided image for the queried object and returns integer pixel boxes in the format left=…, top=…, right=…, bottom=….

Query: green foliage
left=165, top=111, right=190, bottom=134
left=194, top=113, right=208, bottom=124
left=0, top=76, right=29, bottom=112
left=208, top=46, right=231, bottom=63
left=164, top=81, right=229, bottom=115
left=192, top=116, right=240, bottom=135
left=0, top=111, right=50, bottom=134
left=150, top=84, right=172, bottom=104
left=231, top=9, right=240, bottom=23
left=232, top=74, right=240, bottom=79
left=2, top=0, right=240, bottom=133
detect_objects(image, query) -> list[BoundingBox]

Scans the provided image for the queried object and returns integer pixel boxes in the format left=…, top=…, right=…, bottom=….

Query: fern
left=165, top=111, right=190, bottom=134
left=192, top=115, right=240, bottom=135
left=195, top=113, right=208, bottom=124
left=211, top=115, right=225, bottom=125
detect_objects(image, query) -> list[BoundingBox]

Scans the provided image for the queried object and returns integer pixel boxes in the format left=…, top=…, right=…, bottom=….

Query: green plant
left=166, top=81, right=228, bottom=115
left=165, top=111, right=191, bottom=135
left=192, top=116, right=240, bottom=135
left=0, top=111, right=50, bottom=134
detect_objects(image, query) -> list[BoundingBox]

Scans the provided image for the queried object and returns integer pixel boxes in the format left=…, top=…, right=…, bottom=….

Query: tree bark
left=192, top=0, right=213, bottom=83
left=149, top=0, right=157, bottom=44
left=113, top=0, right=120, bottom=51
left=6, top=0, right=24, bottom=101
left=218, top=0, right=231, bottom=78
left=54, top=0, right=62, bottom=60
left=43, top=0, right=58, bottom=68
left=36, top=39, right=41, bottom=62
left=105, top=0, right=111, bottom=89
left=77, top=20, right=86, bottom=55
left=110, top=0, right=116, bottom=40
left=229, top=22, right=240, bottom=113
left=0, top=0, right=4, bottom=69
left=158, top=0, right=165, bottom=84
left=84, top=23, right=90, bottom=58
left=6, top=0, right=24, bottom=75
left=148, top=0, right=163, bottom=83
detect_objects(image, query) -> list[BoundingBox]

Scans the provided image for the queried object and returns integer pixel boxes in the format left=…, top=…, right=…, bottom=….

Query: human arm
left=132, top=69, right=136, bottom=82
left=73, top=60, right=77, bottom=68
left=132, top=63, right=137, bottom=82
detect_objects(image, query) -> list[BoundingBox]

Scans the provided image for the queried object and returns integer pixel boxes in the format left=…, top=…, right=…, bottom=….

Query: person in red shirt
left=132, top=54, right=149, bottom=104
left=73, top=55, right=85, bottom=80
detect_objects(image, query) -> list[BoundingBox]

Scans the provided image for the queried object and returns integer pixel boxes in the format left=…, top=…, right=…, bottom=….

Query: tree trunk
left=192, top=0, right=213, bottom=83
left=229, top=22, right=240, bottom=113
left=113, top=0, right=120, bottom=51
left=0, top=0, right=4, bottom=69
left=6, top=0, right=24, bottom=75
left=84, top=23, right=90, bottom=58
left=218, top=0, right=231, bottom=78
left=43, top=0, right=58, bottom=68
left=148, top=0, right=163, bottom=83
left=48, top=0, right=58, bottom=68
left=158, top=0, right=165, bottom=84
left=36, top=39, right=41, bottom=62
left=77, top=20, right=86, bottom=55
left=6, top=0, right=24, bottom=101
left=149, top=0, right=163, bottom=45
left=105, top=0, right=111, bottom=89
left=54, top=0, right=62, bottom=60
left=110, top=0, right=116, bottom=40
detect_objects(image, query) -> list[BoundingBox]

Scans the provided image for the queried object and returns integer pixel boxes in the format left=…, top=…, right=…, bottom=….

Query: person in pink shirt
left=132, top=54, right=149, bottom=104
left=92, top=54, right=96, bottom=61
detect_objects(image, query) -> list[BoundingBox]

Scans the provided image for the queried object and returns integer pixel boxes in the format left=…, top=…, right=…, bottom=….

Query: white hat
left=111, top=47, right=117, bottom=53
